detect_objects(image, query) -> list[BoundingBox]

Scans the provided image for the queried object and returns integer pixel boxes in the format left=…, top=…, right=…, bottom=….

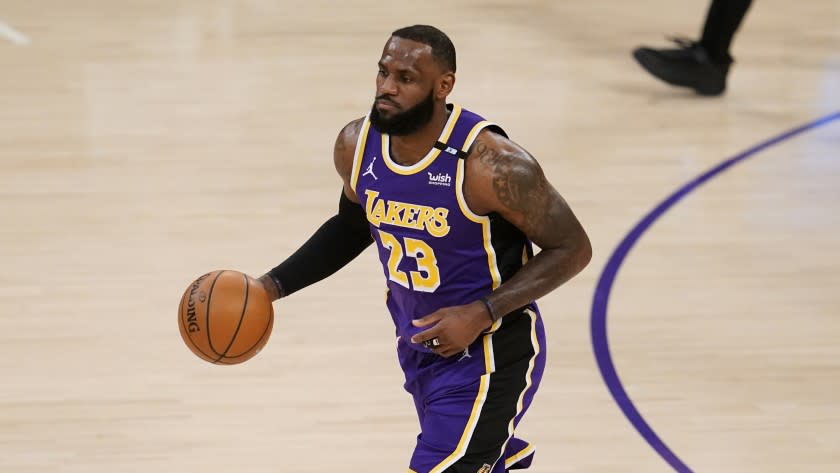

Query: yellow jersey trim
left=499, top=308, right=540, bottom=469
left=482, top=333, right=496, bottom=374
left=349, top=117, right=372, bottom=194
left=457, top=120, right=507, bottom=332
left=504, top=442, right=536, bottom=469
left=381, top=104, right=462, bottom=175
left=429, top=373, right=490, bottom=472
left=460, top=120, right=499, bottom=154
left=455, top=158, right=502, bottom=292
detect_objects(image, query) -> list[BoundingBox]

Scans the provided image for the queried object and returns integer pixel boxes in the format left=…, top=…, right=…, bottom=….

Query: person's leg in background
left=632, top=0, right=754, bottom=96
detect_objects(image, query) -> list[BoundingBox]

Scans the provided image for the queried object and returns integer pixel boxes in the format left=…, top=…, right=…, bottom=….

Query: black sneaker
left=632, top=38, right=731, bottom=96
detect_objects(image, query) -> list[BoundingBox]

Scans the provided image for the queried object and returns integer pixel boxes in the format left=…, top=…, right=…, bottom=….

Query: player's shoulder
left=462, top=127, right=547, bottom=216
left=466, top=127, right=539, bottom=176
left=335, top=116, right=366, bottom=150
left=333, top=116, right=366, bottom=178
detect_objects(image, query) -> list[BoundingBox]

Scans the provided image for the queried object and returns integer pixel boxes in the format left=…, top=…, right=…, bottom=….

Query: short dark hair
left=391, top=25, right=456, bottom=73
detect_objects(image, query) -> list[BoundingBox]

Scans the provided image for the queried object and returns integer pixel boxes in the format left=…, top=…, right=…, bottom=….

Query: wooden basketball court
left=1, top=1, right=838, bottom=471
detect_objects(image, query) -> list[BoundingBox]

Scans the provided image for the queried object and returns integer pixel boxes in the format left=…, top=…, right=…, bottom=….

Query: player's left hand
left=410, top=301, right=493, bottom=357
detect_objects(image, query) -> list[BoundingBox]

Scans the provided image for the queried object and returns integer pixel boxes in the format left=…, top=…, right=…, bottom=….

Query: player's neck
left=389, top=105, right=450, bottom=166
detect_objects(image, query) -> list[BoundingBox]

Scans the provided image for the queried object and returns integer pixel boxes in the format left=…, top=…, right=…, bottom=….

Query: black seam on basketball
left=213, top=358, right=241, bottom=365
left=225, top=306, right=274, bottom=359
left=226, top=300, right=272, bottom=359
left=214, top=272, right=250, bottom=362
left=179, top=283, right=217, bottom=362
left=205, top=270, right=226, bottom=357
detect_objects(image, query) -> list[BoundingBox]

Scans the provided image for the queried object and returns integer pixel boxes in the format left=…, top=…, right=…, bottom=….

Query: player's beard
left=370, top=90, right=435, bottom=136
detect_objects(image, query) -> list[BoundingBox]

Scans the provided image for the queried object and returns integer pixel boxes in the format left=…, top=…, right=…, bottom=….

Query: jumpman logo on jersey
left=458, top=347, right=472, bottom=362
left=362, top=156, right=378, bottom=180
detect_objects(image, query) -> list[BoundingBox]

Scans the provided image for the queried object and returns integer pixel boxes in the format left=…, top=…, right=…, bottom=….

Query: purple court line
left=590, top=111, right=840, bottom=473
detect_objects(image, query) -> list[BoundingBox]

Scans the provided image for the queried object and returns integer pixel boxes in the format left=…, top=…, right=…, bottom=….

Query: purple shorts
left=398, top=307, right=547, bottom=473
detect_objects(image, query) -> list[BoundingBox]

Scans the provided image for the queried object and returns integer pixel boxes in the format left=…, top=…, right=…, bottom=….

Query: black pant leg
left=700, top=0, right=754, bottom=63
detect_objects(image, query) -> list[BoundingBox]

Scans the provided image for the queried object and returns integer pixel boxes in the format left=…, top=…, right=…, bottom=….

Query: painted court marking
left=590, top=111, right=840, bottom=472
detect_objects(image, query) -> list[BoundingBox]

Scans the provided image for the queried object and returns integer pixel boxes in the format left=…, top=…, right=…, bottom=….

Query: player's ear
left=436, top=72, right=455, bottom=100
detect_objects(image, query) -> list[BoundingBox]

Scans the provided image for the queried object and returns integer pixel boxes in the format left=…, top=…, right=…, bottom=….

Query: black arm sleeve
left=267, top=191, right=373, bottom=297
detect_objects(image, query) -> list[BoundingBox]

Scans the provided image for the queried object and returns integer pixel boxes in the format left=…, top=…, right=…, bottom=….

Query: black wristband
left=479, top=296, right=500, bottom=323
left=269, top=273, right=286, bottom=299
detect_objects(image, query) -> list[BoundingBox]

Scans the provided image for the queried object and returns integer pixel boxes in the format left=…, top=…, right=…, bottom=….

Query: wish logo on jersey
left=427, top=171, right=452, bottom=187
left=364, top=189, right=450, bottom=237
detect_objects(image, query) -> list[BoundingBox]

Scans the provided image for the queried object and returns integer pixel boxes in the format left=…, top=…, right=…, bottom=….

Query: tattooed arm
left=463, top=129, right=592, bottom=319
left=411, top=129, right=591, bottom=356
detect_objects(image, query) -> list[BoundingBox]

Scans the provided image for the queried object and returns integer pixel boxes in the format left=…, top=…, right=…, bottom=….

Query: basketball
left=178, top=270, right=274, bottom=364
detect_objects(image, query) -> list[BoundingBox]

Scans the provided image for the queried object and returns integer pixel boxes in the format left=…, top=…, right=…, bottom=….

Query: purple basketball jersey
left=351, top=104, right=529, bottom=348
left=350, top=103, right=547, bottom=472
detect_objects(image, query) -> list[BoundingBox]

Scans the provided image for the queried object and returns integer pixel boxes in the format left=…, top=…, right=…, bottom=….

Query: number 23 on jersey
left=377, top=229, right=440, bottom=292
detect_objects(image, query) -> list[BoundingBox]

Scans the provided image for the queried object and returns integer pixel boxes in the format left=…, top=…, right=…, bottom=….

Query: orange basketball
left=178, top=270, right=274, bottom=364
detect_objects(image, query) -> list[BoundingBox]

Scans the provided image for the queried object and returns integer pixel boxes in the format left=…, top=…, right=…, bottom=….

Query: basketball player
left=258, top=25, right=592, bottom=472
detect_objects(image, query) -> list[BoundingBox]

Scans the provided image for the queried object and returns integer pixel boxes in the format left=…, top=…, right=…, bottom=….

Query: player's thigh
left=410, top=357, right=534, bottom=473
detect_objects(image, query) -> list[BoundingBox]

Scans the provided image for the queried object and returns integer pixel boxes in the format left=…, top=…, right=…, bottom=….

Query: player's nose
left=378, top=75, right=398, bottom=97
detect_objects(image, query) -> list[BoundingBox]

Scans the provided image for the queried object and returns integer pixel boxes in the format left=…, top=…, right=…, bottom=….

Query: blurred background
left=1, top=1, right=838, bottom=472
